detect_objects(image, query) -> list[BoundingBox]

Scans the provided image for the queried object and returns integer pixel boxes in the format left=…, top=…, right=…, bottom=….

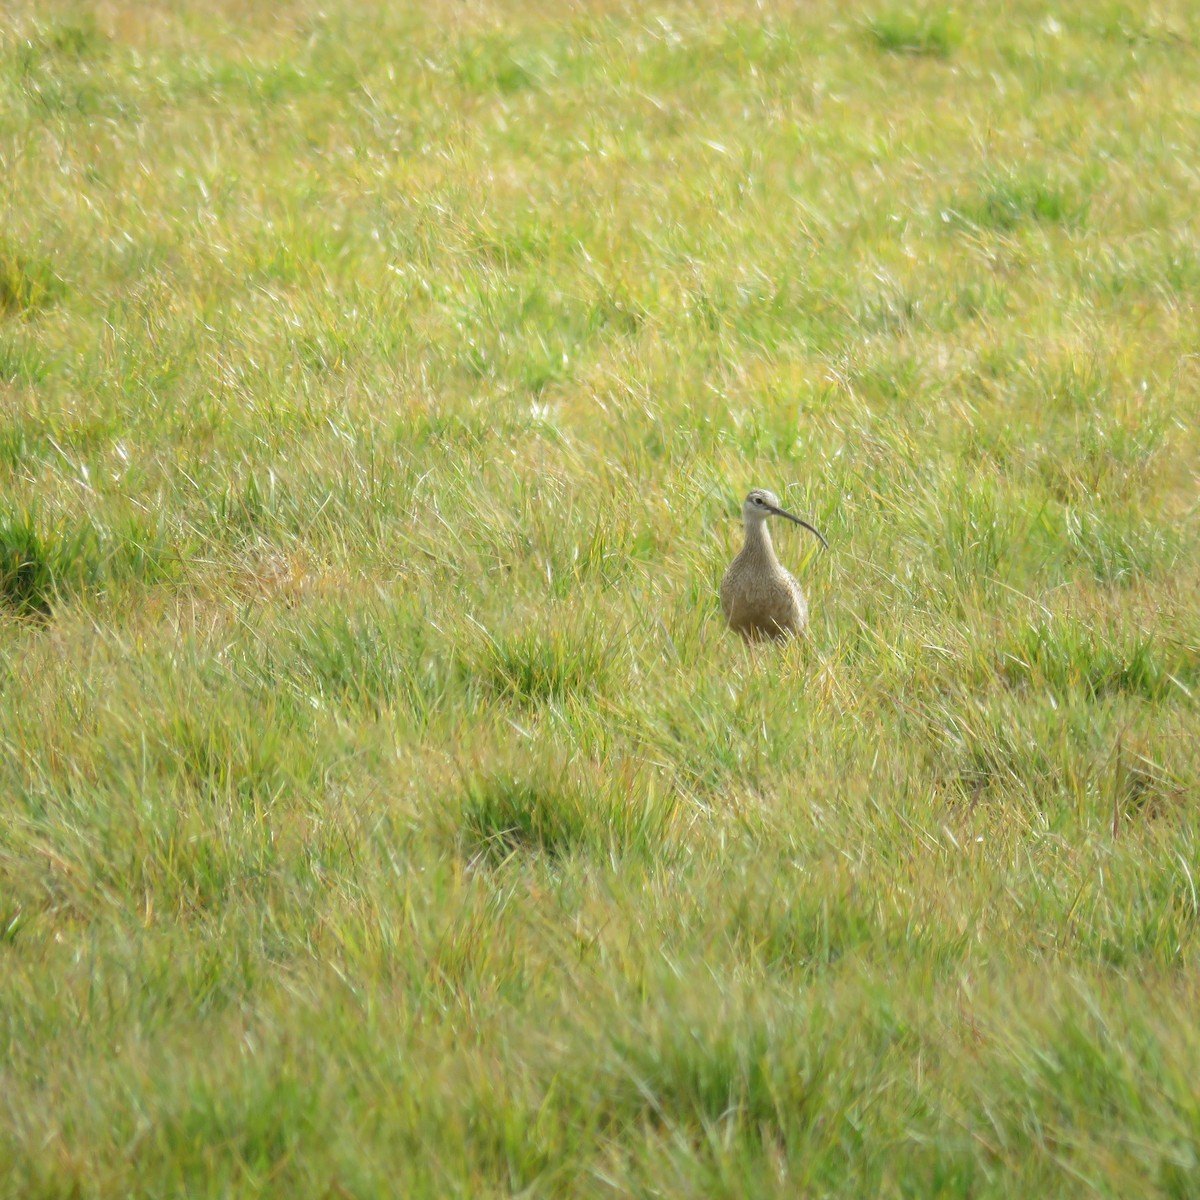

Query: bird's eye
left=753, top=496, right=764, bottom=504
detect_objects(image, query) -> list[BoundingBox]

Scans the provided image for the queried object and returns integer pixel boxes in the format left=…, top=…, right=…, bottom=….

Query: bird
left=720, top=488, right=828, bottom=641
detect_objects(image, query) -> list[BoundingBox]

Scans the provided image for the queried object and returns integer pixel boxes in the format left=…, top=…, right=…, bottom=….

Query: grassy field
left=2, top=0, right=1199, bottom=1194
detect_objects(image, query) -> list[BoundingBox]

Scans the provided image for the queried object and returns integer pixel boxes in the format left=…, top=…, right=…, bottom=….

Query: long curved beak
left=765, top=503, right=829, bottom=550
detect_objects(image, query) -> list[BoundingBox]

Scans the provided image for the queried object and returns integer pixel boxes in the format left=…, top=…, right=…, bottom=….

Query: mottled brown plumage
left=720, top=489, right=827, bottom=641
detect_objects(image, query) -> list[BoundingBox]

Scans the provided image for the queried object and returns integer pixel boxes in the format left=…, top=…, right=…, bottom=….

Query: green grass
left=1, top=0, right=1199, bottom=1195
left=866, top=5, right=962, bottom=57
left=0, top=242, right=63, bottom=316
left=0, top=505, right=98, bottom=615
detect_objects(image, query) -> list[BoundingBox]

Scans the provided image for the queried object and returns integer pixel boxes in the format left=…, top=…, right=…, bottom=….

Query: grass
left=0, top=242, right=63, bottom=316
left=866, top=5, right=962, bottom=57
left=0, top=505, right=97, bottom=615
left=1, top=0, right=1198, bottom=1195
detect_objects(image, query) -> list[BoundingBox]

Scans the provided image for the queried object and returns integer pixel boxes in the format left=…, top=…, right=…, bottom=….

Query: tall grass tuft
left=0, top=245, right=63, bottom=317
left=0, top=507, right=96, bottom=616
left=998, top=618, right=1195, bottom=702
left=455, top=755, right=676, bottom=865
left=465, top=615, right=613, bottom=705
left=952, top=170, right=1091, bottom=232
left=458, top=770, right=592, bottom=863
left=866, top=6, right=961, bottom=57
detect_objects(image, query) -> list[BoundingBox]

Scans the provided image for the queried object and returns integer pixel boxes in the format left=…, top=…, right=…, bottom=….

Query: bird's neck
left=741, top=520, right=777, bottom=563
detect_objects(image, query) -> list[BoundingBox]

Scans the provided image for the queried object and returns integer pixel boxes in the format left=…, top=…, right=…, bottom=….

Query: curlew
left=720, top=488, right=828, bottom=641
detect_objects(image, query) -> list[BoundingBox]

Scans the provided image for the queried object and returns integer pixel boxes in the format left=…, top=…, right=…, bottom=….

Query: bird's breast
left=720, top=558, right=808, bottom=640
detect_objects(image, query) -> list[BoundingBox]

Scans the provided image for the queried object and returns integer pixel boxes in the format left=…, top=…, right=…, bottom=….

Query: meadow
left=1, top=0, right=1198, bottom=1194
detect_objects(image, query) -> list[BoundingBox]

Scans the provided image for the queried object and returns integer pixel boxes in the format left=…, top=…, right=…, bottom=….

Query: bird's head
left=742, top=488, right=828, bottom=548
